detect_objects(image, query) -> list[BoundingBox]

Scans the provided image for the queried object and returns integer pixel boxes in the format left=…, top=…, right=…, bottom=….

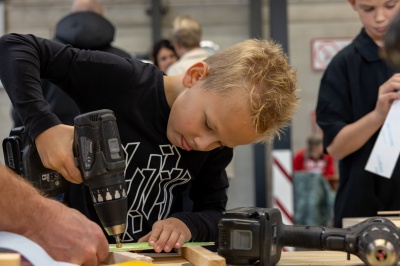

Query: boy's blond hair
left=171, top=16, right=202, bottom=49
left=203, top=39, right=299, bottom=142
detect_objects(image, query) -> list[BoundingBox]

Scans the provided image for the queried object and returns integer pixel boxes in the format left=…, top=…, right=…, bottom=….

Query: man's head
left=348, top=0, right=400, bottom=46
left=167, top=39, right=299, bottom=151
left=71, top=0, right=104, bottom=16
left=171, top=16, right=202, bottom=57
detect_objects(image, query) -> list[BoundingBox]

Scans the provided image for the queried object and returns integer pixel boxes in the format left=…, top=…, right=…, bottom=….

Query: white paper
left=0, top=231, right=78, bottom=266
left=365, top=95, right=400, bottom=178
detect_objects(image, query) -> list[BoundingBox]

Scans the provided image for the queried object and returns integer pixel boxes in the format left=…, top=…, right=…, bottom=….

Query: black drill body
left=73, top=109, right=128, bottom=242
left=2, top=109, right=128, bottom=243
left=218, top=207, right=400, bottom=266
left=3, top=126, right=68, bottom=196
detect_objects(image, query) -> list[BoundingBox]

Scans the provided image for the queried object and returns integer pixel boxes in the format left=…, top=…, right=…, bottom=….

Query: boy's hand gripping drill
left=73, top=109, right=128, bottom=247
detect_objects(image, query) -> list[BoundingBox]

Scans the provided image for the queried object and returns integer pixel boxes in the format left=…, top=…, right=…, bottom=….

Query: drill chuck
left=88, top=171, right=127, bottom=236
left=357, top=224, right=400, bottom=266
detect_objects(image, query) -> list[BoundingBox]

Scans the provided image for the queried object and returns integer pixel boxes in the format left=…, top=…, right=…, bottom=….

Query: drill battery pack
left=2, top=127, right=68, bottom=197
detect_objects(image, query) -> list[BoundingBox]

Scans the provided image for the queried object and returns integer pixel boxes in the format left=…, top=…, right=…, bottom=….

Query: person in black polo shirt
left=316, top=0, right=400, bottom=228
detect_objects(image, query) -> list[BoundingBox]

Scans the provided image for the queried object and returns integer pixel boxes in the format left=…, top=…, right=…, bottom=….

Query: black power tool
left=3, top=126, right=67, bottom=196
left=2, top=109, right=128, bottom=246
left=218, top=207, right=400, bottom=266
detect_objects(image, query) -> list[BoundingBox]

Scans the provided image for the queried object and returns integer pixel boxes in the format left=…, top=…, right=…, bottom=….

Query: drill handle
left=73, top=109, right=125, bottom=181
left=280, top=224, right=347, bottom=251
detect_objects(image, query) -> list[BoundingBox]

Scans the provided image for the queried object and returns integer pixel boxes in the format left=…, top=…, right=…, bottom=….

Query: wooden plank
left=277, top=251, right=364, bottom=265
left=377, top=211, right=400, bottom=216
left=150, top=255, right=189, bottom=265
left=92, top=250, right=396, bottom=266
left=102, top=252, right=189, bottom=265
left=342, top=216, right=400, bottom=228
left=109, top=242, right=214, bottom=253
left=0, top=253, right=20, bottom=266
left=101, top=251, right=154, bottom=265
left=180, top=246, right=225, bottom=266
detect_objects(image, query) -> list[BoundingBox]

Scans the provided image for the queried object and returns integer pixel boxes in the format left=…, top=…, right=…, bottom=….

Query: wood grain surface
left=102, top=250, right=371, bottom=266
left=277, top=251, right=365, bottom=265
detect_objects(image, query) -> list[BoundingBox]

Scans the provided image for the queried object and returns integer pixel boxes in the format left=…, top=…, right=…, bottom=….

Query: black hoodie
left=55, top=11, right=130, bottom=57
left=11, top=11, right=131, bottom=126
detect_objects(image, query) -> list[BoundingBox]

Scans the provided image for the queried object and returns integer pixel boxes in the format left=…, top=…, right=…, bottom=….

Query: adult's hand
left=0, top=164, right=109, bottom=266
left=35, top=124, right=83, bottom=184
left=25, top=195, right=109, bottom=265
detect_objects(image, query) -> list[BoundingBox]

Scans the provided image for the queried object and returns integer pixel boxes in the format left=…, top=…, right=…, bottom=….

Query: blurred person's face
left=310, top=143, right=324, bottom=159
left=349, top=0, right=400, bottom=46
left=157, top=47, right=177, bottom=73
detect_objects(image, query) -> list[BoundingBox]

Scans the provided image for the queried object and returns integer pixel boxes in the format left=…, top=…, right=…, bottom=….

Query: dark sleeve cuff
left=26, top=112, right=62, bottom=140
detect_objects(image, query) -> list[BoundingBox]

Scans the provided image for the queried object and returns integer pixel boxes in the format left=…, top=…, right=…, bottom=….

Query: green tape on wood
left=109, top=242, right=214, bottom=252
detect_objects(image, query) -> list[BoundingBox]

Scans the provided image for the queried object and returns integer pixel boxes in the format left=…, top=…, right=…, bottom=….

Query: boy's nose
left=375, top=8, right=386, bottom=23
left=194, top=135, right=220, bottom=151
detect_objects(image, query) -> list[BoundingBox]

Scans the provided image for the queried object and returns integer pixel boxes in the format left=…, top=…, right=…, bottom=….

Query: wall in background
left=0, top=0, right=360, bottom=207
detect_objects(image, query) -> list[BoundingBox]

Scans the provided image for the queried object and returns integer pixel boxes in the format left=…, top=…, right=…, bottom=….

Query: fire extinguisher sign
left=311, top=37, right=352, bottom=71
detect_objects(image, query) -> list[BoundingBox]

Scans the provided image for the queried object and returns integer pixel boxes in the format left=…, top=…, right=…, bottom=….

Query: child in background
left=293, top=134, right=336, bottom=181
left=316, top=0, right=400, bottom=228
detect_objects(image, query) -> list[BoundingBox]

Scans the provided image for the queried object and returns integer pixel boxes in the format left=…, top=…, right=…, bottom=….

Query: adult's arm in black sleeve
left=0, top=33, right=135, bottom=140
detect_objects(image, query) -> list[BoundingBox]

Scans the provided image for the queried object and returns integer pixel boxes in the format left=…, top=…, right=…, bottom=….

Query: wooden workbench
left=0, top=249, right=375, bottom=266
left=104, top=248, right=369, bottom=266
left=277, top=251, right=365, bottom=265
left=343, top=216, right=400, bottom=228
left=152, top=250, right=366, bottom=265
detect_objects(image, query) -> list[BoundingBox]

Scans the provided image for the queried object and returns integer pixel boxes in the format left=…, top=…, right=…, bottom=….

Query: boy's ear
left=182, top=62, right=209, bottom=88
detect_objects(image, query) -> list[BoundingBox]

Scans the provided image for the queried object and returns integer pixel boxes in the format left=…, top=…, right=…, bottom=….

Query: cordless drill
left=2, top=109, right=128, bottom=247
left=218, top=207, right=400, bottom=266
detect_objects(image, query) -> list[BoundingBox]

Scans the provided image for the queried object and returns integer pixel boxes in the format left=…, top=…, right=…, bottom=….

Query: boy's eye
left=205, top=119, right=212, bottom=130
left=362, top=7, right=374, bottom=12
left=386, top=0, right=398, bottom=9
left=205, top=117, right=227, bottom=148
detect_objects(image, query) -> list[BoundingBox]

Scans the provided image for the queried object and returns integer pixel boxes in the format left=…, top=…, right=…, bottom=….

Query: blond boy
left=0, top=34, right=298, bottom=253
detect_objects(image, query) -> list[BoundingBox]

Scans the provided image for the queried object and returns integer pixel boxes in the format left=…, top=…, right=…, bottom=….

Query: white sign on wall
left=311, top=37, right=353, bottom=71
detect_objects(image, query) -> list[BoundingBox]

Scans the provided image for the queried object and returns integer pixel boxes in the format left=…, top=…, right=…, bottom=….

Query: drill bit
left=115, top=235, right=122, bottom=248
